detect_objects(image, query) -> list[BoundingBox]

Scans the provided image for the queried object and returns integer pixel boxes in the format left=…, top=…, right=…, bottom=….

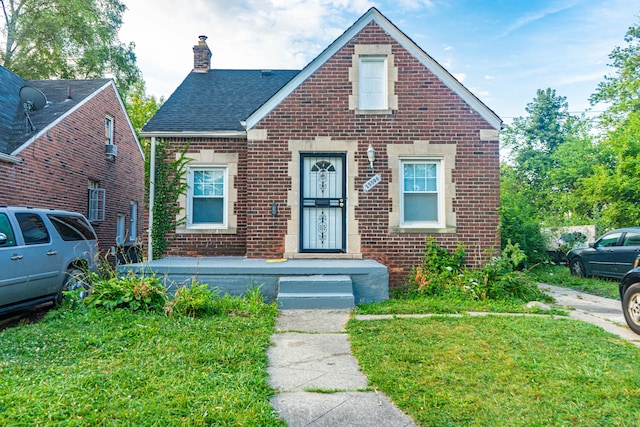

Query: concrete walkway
left=267, top=310, right=415, bottom=427
left=538, top=283, right=640, bottom=347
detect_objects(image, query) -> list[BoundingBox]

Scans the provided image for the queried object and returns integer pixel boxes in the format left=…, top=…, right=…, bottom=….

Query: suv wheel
left=622, top=283, right=640, bottom=335
left=569, top=258, right=586, bottom=277
left=57, top=268, right=91, bottom=304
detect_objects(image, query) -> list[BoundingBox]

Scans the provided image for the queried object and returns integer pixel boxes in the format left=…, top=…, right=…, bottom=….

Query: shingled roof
left=142, top=69, right=299, bottom=134
left=0, top=65, right=111, bottom=155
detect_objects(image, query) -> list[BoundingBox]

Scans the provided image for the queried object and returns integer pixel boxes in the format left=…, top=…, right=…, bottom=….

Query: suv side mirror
left=0, top=232, right=6, bottom=245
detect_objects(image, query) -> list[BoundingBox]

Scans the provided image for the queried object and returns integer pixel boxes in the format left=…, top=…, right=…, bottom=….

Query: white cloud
left=453, top=72, right=466, bottom=82
left=394, top=0, right=435, bottom=11
left=497, top=0, right=581, bottom=38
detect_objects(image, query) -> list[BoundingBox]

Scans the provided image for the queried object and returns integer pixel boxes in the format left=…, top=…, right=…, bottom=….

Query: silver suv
left=0, top=206, right=98, bottom=314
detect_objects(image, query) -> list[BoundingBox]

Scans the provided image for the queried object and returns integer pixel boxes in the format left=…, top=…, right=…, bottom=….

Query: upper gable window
left=105, top=116, right=114, bottom=145
left=349, top=45, right=397, bottom=114
left=359, top=57, right=387, bottom=110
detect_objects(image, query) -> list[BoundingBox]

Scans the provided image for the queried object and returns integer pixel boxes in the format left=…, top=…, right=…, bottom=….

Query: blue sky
left=120, top=0, right=639, bottom=123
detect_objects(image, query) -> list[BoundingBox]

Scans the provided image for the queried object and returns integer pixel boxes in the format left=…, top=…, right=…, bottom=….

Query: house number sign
left=363, top=174, right=382, bottom=192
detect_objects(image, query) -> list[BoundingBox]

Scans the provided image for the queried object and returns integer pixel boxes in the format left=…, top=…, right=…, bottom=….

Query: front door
left=300, top=153, right=346, bottom=252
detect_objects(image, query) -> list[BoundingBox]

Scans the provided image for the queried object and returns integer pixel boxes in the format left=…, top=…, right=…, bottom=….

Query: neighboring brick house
left=142, top=8, right=501, bottom=288
left=0, top=66, right=145, bottom=256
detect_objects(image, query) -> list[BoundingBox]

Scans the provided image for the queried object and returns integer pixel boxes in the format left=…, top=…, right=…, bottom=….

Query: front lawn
left=0, top=304, right=285, bottom=426
left=349, top=315, right=640, bottom=426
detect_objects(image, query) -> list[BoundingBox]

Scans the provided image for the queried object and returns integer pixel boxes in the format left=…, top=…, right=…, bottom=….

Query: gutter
left=0, top=152, right=23, bottom=164
left=140, top=130, right=246, bottom=139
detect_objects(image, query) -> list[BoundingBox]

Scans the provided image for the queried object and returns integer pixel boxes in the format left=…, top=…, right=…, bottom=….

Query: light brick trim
left=175, top=149, right=239, bottom=234
left=349, top=44, right=398, bottom=113
left=285, top=137, right=362, bottom=258
left=387, top=141, right=457, bottom=233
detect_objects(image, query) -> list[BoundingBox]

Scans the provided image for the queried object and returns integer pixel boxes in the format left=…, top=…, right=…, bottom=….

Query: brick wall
left=161, top=137, right=248, bottom=257
left=246, top=22, right=500, bottom=287
left=0, top=84, right=146, bottom=252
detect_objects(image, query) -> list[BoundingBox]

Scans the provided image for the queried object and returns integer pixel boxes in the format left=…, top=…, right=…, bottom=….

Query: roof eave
left=139, top=130, right=247, bottom=139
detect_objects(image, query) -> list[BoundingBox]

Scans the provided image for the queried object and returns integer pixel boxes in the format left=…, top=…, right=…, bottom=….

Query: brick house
left=141, top=8, right=501, bottom=293
left=0, top=66, right=145, bottom=256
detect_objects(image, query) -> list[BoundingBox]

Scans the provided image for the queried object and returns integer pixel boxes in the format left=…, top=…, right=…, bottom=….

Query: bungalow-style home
left=0, top=66, right=145, bottom=257
left=139, top=8, right=501, bottom=306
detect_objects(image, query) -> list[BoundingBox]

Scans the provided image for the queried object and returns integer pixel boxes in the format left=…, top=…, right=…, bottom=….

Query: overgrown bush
left=499, top=197, right=550, bottom=265
left=164, top=282, right=219, bottom=317
left=85, top=274, right=167, bottom=312
left=81, top=270, right=271, bottom=318
left=400, top=239, right=549, bottom=303
left=404, top=238, right=465, bottom=297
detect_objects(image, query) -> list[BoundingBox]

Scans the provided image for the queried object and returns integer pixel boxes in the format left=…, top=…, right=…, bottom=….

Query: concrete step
left=277, top=275, right=355, bottom=309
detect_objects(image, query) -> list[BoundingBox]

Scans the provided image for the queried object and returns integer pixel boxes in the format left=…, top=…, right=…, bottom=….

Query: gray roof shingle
left=0, top=66, right=111, bottom=155
left=142, top=69, right=299, bottom=133
left=0, top=66, right=25, bottom=153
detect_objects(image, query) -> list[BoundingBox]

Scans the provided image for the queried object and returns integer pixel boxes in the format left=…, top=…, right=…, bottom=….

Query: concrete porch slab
left=118, top=256, right=389, bottom=304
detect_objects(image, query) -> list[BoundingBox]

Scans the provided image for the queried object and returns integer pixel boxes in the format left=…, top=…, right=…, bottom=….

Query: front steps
left=277, top=275, right=355, bottom=309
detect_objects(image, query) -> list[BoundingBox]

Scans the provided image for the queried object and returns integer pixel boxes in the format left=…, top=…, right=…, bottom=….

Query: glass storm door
left=300, top=153, right=346, bottom=252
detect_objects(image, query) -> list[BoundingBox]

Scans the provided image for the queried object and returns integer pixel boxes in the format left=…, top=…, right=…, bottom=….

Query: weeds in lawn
left=0, top=299, right=283, bottom=426
left=348, top=315, right=640, bottom=426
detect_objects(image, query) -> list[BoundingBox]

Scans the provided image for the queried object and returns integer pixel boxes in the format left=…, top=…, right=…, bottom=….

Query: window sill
left=177, top=226, right=236, bottom=235
left=390, top=226, right=456, bottom=234
left=355, top=109, right=393, bottom=115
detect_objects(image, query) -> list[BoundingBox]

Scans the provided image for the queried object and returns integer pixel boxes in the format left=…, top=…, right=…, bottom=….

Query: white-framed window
left=400, top=160, right=444, bottom=227
left=358, top=56, right=387, bottom=110
left=88, top=180, right=105, bottom=222
left=105, top=116, right=114, bottom=145
left=129, top=201, right=137, bottom=241
left=187, top=167, right=227, bottom=228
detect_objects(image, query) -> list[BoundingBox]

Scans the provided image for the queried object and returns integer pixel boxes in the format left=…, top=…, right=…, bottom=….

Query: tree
left=1, top=0, right=140, bottom=96
left=126, top=80, right=163, bottom=144
left=501, top=88, right=587, bottom=219
left=581, top=19, right=640, bottom=229
left=590, top=21, right=640, bottom=122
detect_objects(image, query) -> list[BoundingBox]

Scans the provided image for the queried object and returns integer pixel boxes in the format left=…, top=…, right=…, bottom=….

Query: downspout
left=147, top=136, right=156, bottom=261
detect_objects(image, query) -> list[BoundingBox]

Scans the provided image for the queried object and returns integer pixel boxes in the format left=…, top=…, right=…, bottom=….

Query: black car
left=567, top=227, right=640, bottom=279
left=619, top=259, right=640, bottom=334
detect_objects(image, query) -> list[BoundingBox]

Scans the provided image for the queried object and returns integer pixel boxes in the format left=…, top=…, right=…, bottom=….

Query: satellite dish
left=20, top=86, right=48, bottom=111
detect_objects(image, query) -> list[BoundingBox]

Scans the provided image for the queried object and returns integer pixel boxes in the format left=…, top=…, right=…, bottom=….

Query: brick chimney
left=193, top=35, right=211, bottom=72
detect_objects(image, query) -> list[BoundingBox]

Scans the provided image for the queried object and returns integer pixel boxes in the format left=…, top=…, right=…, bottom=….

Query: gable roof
left=141, top=69, right=299, bottom=136
left=0, top=67, right=115, bottom=155
left=0, top=67, right=26, bottom=156
left=246, top=7, right=501, bottom=130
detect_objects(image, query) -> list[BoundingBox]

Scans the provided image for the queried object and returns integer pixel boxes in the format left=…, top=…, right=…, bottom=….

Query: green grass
left=348, top=315, right=640, bottom=426
left=0, top=304, right=285, bottom=426
left=356, top=292, right=562, bottom=315
left=530, top=264, right=620, bottom=298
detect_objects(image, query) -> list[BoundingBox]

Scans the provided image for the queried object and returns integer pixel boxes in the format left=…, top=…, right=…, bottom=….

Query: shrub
left=401, top=239, right=549, bottom=303
left=403, top=238, right=466, bottom=297
left=164, top=282, right=218, bottom=317
left=85, top=274, right=167, bottom=312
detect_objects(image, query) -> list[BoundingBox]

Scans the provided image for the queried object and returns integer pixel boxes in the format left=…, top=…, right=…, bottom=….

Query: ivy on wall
left=144, top=139, right=191, bottom=260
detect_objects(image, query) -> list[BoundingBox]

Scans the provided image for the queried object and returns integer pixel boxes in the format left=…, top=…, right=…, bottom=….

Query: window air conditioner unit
left=105, top=144, right=118, bottom=159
